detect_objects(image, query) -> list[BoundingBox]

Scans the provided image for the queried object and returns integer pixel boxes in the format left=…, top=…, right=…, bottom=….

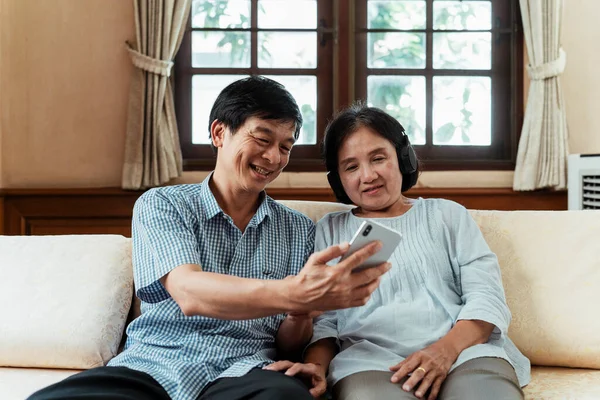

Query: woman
left=266, top=104, right=530, bottom=400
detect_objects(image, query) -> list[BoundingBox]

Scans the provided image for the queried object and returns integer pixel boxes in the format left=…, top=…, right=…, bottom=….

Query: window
left=176, top=0, right=334, bottom=170
left=176, top=0, right=522, bottom=171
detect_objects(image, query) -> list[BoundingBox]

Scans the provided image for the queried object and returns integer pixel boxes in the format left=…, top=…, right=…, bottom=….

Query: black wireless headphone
left=325, top=129, right=419, bottom=205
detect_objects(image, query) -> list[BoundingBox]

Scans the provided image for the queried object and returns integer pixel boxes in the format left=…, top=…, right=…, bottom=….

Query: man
left=28, top=76, right=390, bottom=400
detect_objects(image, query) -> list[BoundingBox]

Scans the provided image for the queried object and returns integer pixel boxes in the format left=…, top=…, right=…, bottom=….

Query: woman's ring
left=416, top=367, right=427, bottom=374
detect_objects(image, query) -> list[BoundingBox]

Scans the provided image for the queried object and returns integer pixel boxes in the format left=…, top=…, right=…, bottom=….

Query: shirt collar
left=200, top=172, right=272, bottom=226
left=250, top=191, right=272, bottom=227
left=200, top=172, right=223, bottom=221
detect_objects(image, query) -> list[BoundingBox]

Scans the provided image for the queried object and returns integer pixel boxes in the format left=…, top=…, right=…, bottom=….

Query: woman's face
left=337, top=126, right=404, bottom=213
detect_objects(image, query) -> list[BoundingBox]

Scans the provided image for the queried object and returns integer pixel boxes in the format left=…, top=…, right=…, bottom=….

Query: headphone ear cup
left=401, top=144, right=418, bottom=174
left=397, top=132, right=417, bottom=174
left=327, top=171, right=352, bottom=204
left=398, top=137, right=419, bottom=192
left=401, top=167, right=419, bottom=192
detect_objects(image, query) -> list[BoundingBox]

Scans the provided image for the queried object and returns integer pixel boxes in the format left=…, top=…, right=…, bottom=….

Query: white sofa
left=1, top=200, right=600, bottom=400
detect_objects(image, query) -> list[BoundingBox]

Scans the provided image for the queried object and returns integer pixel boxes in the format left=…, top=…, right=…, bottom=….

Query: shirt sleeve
left=132, top=189, right=203, bottom=304
left=302, top=222, right=316, bottom=271
left=442, top=201, right=511, bottom=342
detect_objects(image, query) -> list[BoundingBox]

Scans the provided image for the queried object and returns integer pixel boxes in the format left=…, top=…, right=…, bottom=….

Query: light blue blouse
left=309, top=198, right=530, bottom=387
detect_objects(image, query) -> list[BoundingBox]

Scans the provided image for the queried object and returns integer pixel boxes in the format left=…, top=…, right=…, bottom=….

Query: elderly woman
left=266, top=104, right=530, bottom=400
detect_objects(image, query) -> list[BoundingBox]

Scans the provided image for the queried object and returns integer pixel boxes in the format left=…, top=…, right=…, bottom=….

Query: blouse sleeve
left=441, top=201, right=511, bottom=342
left=306, top=214, right=340, bottom=348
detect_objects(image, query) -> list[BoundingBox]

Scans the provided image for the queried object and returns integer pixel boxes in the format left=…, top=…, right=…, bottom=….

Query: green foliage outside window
left=192, top=0, right=486, bottom=146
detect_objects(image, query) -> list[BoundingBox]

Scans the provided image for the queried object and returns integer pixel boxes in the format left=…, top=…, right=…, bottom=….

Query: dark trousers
left=27, top=366, right=313, bottom=400
left=201, top=368, right=313, bottom=400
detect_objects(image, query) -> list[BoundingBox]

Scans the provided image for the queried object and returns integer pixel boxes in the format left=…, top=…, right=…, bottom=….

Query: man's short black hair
left=208, top=76, right=303, bottom=148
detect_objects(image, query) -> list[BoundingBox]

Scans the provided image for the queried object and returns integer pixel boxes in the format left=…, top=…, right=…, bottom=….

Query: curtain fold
left=122, top=0, right=191, bottom=190
left=513, top=0, right=569, bottom=191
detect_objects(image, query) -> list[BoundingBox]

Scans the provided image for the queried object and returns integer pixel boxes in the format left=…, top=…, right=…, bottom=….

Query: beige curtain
left=122, top=0, right=191, bottom=190
left=513, top=0, right=568, bottom=191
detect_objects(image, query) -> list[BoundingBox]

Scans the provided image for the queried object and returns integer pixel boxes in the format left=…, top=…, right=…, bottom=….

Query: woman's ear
left=210, top=120, right=227, bottom=148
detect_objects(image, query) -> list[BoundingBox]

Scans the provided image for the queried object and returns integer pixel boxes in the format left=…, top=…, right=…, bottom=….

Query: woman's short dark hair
left=208, top=76, right=303, bottom=146
left=322, top=102, right=420, bottom=202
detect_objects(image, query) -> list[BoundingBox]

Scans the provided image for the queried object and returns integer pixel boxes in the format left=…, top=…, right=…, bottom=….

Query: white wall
left=0, top=0, right=133, bottom=188
left=562, top=0, right=600, bottom=155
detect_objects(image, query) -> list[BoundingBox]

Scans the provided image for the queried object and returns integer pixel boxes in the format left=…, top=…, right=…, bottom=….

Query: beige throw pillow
left=471, top=210, right=600, bottom=369
left=0, top=235, right=133, bottom=369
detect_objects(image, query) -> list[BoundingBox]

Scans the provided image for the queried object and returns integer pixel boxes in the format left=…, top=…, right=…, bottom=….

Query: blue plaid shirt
left=108, top=174, right=315, bottom=399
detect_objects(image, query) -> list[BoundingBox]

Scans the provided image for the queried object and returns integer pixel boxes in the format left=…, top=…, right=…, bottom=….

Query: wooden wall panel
left=26, top=218, right=133, bottom=236
left=0, top=187, right=567, bottom=236
left=266, top=187, right=568, bottom=211
left=0, top=196, right=4, bottom=235
left=0, top=189, right=141, bottom=236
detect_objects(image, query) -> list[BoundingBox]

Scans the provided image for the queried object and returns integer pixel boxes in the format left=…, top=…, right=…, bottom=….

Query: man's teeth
left=253, top=166, right=271, bottom=175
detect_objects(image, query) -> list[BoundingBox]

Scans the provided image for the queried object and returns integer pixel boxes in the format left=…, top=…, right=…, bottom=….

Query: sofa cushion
left=523, top=366, right=600, bottom=399
left=0, top=367, right=80, bottom=400
left=1, top=366, right=597, bottom=400
left=470, top=210, right=600, bottom=369
left=0, top=235, right=133, bottom=369
left=3, top=367, right=598, bottom=400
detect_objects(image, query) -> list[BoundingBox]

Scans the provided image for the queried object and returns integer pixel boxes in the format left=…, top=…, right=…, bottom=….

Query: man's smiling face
left=212, top=116, right=296, bottom=194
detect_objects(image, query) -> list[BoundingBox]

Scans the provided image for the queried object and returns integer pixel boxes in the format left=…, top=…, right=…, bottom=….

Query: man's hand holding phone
left=341, top=220, right=402, bottom=271
left=285, top=240, right=391, bottom=313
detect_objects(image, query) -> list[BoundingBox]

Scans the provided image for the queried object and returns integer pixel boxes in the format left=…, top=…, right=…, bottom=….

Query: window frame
left=175, top=0, right=523, bottom=172
left=175, top=0, right=334, bottom=171
left=354, top=0, right=523, bottom=170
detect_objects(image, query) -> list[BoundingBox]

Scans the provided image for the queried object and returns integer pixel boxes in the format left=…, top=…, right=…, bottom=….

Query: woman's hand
left=388, top=340, right=459, bottom=400
left=264, top=360, right=327, bottom=398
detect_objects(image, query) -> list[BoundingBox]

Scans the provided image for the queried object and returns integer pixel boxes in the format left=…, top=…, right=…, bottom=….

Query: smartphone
left=339, top=220, right=402, bottom=272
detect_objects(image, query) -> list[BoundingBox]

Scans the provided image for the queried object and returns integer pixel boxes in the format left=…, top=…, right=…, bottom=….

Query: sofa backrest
left=468, top=209, right=600, bottom=369
left=277, top=200, right=600, bottom=370
left=7, top=201, right=594, bottom=371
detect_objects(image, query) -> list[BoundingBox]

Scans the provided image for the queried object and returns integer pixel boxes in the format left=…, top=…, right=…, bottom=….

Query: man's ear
left=210, top=120, right=227, bottom=148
